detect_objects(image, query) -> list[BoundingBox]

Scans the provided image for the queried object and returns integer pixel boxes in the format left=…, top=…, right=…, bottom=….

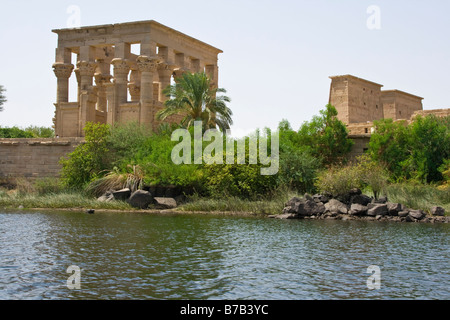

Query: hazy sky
left=0, top=0, right=449, bottom=136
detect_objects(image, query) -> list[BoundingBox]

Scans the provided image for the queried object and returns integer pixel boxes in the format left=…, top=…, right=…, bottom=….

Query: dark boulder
left=431, top=206, right=445, bottom=217
left=387, top=203, right=403, bottom=216
left=409, top=210, right=425, bottom=220
left=283, top=197, right=325, bottom=217
left=367, top=204, right=388, bottom=216
left=351, top=194, right=372, bottom=206
left=325, top=199, right=348, bottom=215
left=154, top=197, right=178, bottom=209
left=313, top=194, right=330, bottom=204
left=127, top=190, right=154, bottom=209
left=112, top=188, right=131, bottom=201
left=350, top=203, right=368, bottom=216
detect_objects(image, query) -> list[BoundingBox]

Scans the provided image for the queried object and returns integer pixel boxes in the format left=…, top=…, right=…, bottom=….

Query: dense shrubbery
left=315, top=154, right=388, bottom=199
left=369, top=115, right=450, bottom=183
left=59, top=104, right=354, bottom=199
left=57, top=106, right=449, bottom=210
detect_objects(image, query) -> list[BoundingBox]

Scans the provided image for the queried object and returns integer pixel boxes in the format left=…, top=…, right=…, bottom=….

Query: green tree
left=369, top=115, right=450, bottom=183
left=406, top=115, right=450, bottom=182
left=368, top=119, right=410, bottom=180
left=60, top=122, right=111, bottom=189
left=297, top=104, right=354, bottom=165
left=24, top=126, right=55, bottom=138
left=156, top=72, right=233, bottom=132
left=0, top=126, right=33, bottom=138
left=277, top=120, right=320, bottom=193
left=0, top=85, right=6, bottom=112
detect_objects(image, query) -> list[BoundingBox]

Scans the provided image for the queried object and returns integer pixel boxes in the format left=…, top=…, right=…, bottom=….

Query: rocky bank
left=271, top=188, right=448, bottom=223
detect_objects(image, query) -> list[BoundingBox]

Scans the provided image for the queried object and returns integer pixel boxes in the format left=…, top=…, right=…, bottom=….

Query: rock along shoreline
left=269, top=189, right=449, bottom=224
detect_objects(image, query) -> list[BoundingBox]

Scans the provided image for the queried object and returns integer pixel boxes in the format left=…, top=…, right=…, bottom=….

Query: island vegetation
left=0, top=73, right=449, bottom=217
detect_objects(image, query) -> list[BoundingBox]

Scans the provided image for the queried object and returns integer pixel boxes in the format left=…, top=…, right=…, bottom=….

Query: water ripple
left=0, top=211, right=448, bottom=300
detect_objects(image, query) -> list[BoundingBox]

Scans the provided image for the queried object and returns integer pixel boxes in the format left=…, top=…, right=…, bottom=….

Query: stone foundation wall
left=0, top=138, right=84, bottom=178
left=348, top=135, right=371, bottom=159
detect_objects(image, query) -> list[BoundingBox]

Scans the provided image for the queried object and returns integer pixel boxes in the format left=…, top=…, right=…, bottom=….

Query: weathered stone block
left=112, top=188, right=131, bottom=201
left=431, top=206, right=445, bottom=216
left=325, top=199, right=348, bottom=215
left=127, top=190, right=154, bottom=209
left=387, top=202, right=402, bottom=216
left=350, top=203, right=368, bottom=216
left=154, top=197, right=177, bottom=209
left=367, top=204, right=388, bottom=216
left=408, top=210, right=425, bottom=220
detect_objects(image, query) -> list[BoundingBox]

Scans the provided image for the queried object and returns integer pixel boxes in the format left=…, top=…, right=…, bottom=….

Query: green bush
left=60, top=122, right=111, bottom=189
left=369, top=115, right=450, bottom=183
left=297, top=104, right=354, bottom=166
left=315, top=155, right=388, bottom=199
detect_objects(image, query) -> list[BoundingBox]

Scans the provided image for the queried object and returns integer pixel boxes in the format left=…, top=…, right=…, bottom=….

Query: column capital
left=77, top=61, right=98, bottom=77
left=111, top=58, right=131, bottom=75
left=137, top=55, right=162, bottom=73
left=158, top=62, right=177, bottom=73
left=52, top=63, right=74, bottom=79
left=94, top=73, right=113, bottom=86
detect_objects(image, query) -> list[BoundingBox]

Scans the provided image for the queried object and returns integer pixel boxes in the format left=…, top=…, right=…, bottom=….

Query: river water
left=0, top=210, right=448, bottom=300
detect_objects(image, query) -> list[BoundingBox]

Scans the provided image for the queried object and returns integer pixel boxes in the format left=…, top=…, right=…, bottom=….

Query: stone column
left=52, top=63, right=74, bottom=137
left=157, top=63, right=176, bottom=102
left=105, top=82, right=116, bottom=125
left=137, top=55, right=161, bottom=128
left=111, top=58, right=131, bottom=124
left=77, top=61, right=97, bottom=90
left=128, top=69, right=141, bottom=101
left=94, top=73, right=112, bottom=112
left=77, top=61, right=98, bottom=134
left=52, top=62, right=74, bottom=103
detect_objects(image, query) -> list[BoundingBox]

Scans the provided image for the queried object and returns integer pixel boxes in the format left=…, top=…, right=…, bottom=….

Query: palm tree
left=156, top=72, right=233, bottom=132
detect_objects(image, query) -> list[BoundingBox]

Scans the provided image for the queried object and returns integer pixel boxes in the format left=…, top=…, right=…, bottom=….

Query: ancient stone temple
left=52, top=20, right=222, bottom=137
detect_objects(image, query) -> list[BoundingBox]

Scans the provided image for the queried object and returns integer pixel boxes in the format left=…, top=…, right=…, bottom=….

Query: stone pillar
left=77, top=61, right=98, bottom=134
left=52, top=62, right=74, bottom=103
left=137, top=55, right=161, bottom=128
left=157, top=63, right=176, bottom=102
left=111, top=58, right=131, bottom=124
left=94, top=73, right=112, bottom=112
left=105, top=82, right=116, bottom=125
left=52, top=62, right=74, bottom=137
left=128, top=69, right=141, bottom=101
left=79, top=88, right=99, bottom=136
left=77, top=61, right=97, bottom=90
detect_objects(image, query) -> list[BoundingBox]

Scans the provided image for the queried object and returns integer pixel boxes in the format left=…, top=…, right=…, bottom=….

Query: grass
left=179, top=189, right=302, bottom=215
left=384, top=183, right=450, bottom=214
left=0, top=190, right=134, bottom=211
left=1, top=178, right=448, bottom=216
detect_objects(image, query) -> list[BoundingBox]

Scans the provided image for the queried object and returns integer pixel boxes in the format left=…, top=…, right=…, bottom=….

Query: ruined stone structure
left=329, top=74, right=449, bottom=157
left=52, top=20, right=222, bottom=137
left=0, top=138, right=83, bottom=178
left=329, top=75, right=424, bottom=134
